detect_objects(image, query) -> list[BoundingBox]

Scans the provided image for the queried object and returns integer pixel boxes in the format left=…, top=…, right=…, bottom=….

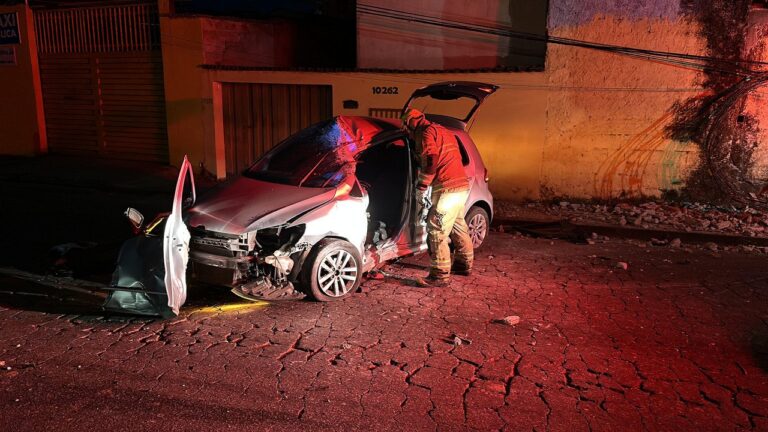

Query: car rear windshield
left=244, top=119, right=356, bottom=188
left=408, top=95, right=476, bottom=122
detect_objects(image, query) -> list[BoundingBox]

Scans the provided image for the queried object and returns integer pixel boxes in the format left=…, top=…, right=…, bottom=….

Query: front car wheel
left=302, top=239, right=362, bottom=301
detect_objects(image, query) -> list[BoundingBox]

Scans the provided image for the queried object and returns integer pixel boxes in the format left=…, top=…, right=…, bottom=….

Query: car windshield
left=244, top=119, right=358, bottom=188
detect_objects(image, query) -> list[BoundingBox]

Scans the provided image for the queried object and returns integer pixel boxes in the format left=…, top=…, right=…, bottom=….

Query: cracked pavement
left=1, top=233, right=767, bottom=431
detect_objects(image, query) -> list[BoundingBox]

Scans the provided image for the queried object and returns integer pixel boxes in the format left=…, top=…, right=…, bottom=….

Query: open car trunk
left=403, top=81, right=499, bottom=129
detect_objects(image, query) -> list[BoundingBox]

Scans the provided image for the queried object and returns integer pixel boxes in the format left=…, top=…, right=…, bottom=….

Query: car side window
left=454, top=136, right=471, bottom=166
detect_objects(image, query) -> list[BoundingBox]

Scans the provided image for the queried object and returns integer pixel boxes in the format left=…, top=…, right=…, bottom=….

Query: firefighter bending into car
left=401, top=108, right=473, bottom=286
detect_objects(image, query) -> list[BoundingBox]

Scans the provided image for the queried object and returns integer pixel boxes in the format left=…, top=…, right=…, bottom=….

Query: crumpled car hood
left=186, top=177, right=335, bottom=235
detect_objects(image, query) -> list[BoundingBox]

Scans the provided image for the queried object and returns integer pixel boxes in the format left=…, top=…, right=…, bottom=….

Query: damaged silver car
left=104, top=81, right=497, bottom=316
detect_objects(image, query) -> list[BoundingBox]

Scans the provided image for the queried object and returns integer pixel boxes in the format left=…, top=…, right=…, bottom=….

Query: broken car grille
left=190, top=228, right=249, bottom=257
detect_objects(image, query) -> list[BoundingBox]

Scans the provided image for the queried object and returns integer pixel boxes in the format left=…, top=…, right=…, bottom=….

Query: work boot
left=451, top=263, right=472, bottom=277
left=414, top=274, right=450, bottom=287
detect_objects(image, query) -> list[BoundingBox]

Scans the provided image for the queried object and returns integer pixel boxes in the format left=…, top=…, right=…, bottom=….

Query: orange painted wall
left=158, top=10, right=213, bottom=173
left=357, top=0, right=547, bottom=70
left=159, top=8, right=301, bottom=174
left=543, top=15, right=705, bottom=199
left=161, top=2, right=764, bottom=202
left=0, top=5, right=45, bottom=156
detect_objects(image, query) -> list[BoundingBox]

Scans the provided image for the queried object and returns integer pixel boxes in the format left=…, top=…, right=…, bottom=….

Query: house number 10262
left=372, top=86, right=399, bottom=95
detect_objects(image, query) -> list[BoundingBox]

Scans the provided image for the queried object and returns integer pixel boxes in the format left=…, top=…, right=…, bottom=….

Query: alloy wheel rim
left=318, top=250, right=358, bottom=297
left=468, top=214, right=487, bottom=248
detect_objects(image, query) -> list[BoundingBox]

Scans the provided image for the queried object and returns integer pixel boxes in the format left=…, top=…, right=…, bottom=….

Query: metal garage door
left=222, top=83, right=333, bottom=175
left=34, top=4, right=168, bottom=163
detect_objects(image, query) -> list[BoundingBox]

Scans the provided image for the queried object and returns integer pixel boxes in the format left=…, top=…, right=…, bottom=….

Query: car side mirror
left=124, top=207, right=145, bottom=231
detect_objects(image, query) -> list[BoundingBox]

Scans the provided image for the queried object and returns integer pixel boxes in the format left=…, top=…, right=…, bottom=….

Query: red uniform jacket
left=414, top=121, right=469, bottom=192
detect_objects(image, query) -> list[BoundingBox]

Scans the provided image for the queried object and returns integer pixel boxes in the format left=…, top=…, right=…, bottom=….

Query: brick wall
left=201, top=18, right=296, bottom=68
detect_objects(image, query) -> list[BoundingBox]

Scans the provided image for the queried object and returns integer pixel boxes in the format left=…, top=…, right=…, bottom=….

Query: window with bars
left=368, top=108, right=402, bottom=119
left=34, top=4, right=161, bottom=55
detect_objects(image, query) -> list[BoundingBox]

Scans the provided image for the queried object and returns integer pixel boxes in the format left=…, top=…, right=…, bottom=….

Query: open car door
left=104, top=156, right=195, bottom=317
left=403, top=81, right=499, bottom=127
left=164, top=156, right=195, bottom=315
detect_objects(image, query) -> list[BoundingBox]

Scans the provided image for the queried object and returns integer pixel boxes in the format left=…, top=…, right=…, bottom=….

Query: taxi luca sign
left=0, top=13, right=20, bottom=45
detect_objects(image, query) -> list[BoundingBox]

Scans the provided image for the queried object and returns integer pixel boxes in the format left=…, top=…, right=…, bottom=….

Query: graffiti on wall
left=594, top=111, right=680, bottom=199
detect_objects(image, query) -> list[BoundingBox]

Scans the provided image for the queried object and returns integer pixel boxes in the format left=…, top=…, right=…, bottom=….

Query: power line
left=357, top=3, right=764, bottom=77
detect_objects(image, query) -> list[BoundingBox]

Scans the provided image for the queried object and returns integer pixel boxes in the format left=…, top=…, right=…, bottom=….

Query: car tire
left=302, top=238, right=362, bottom=302
left=466, top=206, right=490, bottom=250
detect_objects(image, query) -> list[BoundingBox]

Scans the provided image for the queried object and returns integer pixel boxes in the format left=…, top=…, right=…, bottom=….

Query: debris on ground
left=366, top=270, right=385, bottom=280
left=497, top=201, right=768, bottom=255
left=450, top=334, right=472, bottom=345
left=616, top=262, right=629, bottom=270
left=587, top=232, right=611, bottom=245
left=497, top=201, right=768, bottom=238
left=493, top=315, right=521, bottom=326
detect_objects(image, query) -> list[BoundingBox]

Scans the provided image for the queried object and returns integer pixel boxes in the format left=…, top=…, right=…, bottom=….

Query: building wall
left=543, top=1, right=706, bottom=199
left=158, top=11, right=215, bottom=173
left=159, top=9, right=304, bottom=174
left=157, top=8, right=548, bottom=199
left=3, top=1, right=764, bottom=203
left=742, top=5, right=768, bottom=188
left=357, top=0, right=547, bottom=70
left=200, top=17, right=296, bottom=68
left=353, top=0, right=715, bottom=200
left=159, top=0, right=706, bottom=201
left=0, top=4, right=45, bottom=156
left=158, top=1, right=768, bottom=202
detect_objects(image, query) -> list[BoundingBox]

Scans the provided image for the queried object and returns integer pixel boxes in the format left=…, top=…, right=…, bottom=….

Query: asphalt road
left=1, top=232, right=767, bottom=431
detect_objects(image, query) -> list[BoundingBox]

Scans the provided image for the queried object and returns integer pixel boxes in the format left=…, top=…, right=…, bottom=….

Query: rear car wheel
left=302, top=239, right=362, bottom=301
left=466, top=206, right=490, bottom=249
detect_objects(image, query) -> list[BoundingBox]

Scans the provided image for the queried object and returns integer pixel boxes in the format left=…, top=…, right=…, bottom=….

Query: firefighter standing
left=401, top=108, right=473, bottom=286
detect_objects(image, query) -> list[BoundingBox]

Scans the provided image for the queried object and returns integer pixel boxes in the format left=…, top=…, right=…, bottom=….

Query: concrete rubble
left=497, top=200, right=768, bottom=254
left=502, top=201, right=768, bottom=237
left=493, top=316, right=521, bottom=326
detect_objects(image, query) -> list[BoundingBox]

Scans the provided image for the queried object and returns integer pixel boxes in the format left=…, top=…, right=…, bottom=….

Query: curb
left=493, top=217, right=768, bottom=247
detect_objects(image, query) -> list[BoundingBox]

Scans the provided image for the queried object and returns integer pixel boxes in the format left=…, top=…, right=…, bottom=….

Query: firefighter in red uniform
left=401, top=108, right=473, bottom=286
